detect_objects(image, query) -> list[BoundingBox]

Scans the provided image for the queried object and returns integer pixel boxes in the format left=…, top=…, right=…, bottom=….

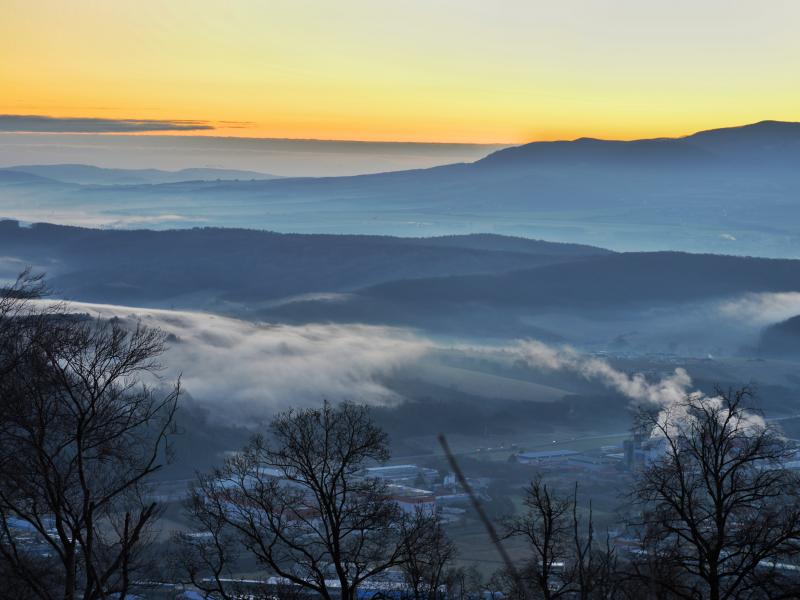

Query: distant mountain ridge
left=0, top=169, right=64, bottom=185
left=476, top=137, right=714, bottom=168
left=0, top=164, right=280, bottom=185
left=2, top=121, right=800, bottom=257
left=477, top=120, right=800, bottom=169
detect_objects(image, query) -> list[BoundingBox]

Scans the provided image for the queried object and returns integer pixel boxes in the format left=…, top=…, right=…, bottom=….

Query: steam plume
left=510, top=340, right=765, bottom=437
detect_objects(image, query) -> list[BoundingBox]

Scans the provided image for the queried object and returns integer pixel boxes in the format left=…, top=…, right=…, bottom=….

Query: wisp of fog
left=39, top=301, right=769, bottom=435
left=43, top=301, right=431, bottom=424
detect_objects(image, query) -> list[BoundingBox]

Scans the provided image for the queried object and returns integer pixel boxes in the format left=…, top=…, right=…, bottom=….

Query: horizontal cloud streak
left=0, top=114, right=214, bottom=133
left=42, top=302, right=431, bottom=425
left=0, top=210, right=208, bottom=230
left=23, top=301, right=769, bottom=437
left=0, top=133, right=503, bottom=176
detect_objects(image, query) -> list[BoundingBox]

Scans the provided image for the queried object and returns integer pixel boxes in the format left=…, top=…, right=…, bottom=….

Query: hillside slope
left=0, top=220, right=606, bottom=304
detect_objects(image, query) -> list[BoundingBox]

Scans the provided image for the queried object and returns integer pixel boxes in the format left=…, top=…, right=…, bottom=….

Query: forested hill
left=759, top=315, right=800, bottom=357
left=363, top=251, right=800, bottom=309
left=0, top=220, right=607, bottom=304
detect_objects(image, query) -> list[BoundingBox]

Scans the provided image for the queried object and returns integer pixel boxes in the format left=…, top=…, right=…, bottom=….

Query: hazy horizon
left=1, top=117, right=795, bottom=178
left=0, top=132, right=507, bottom=177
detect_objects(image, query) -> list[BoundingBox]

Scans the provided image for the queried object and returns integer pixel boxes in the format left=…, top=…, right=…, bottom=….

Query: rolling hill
left=261, top=251, right=800, bottom=338
left=2, top=122, right=800, bottom=255
left=759, top=315, right=800, bottom=357
left=0, top=220, right=607, bottom=305
left=0, top=164, right=279, bottom=185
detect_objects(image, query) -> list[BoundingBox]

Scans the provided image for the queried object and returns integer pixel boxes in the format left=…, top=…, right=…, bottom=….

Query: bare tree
left=0, top=278, right=180, bottom=600
left=400, top=516, right=457, bottom=600
left=505, top=476, right=573, bottom=600
left=567, top=483, right=595, bottom=600
left=0, top=269, right=48, bottom=380
left=589, top=531, right=622, bottom=600
left=630, top=386, right=800, bottom=600
left=0, top=268, right=47, bottom=317
left=170, top=495, right=248, bottom=600
left=444, top=565, right=484, bottom=600
left=181, top=400, right=430, bottom=600
left=503, top=478, right=608, bottom=600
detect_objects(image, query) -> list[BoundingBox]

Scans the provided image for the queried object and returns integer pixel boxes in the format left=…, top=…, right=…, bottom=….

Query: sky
left=2, top=0, right=800, bottom=144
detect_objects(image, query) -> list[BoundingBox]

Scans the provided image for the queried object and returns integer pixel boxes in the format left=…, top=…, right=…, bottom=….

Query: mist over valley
left=3, top=121, right=800, bottom=256
left=4, top=217, right=800, bottom=482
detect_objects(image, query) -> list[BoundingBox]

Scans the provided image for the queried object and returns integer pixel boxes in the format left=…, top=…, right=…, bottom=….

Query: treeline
left=2, top=274, right=800, bottom=599
left=0, top=220, right=593, bottom=305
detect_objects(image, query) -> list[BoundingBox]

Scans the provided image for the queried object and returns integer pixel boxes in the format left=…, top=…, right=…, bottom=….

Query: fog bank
left=51, top=302, right=431, bottom=424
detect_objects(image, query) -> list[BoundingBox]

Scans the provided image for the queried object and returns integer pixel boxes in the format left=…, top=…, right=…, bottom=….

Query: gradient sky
left=2, top=0, right=799, bottom=143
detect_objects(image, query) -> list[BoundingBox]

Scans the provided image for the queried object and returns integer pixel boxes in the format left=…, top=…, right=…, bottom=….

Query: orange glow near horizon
left=2, top=1, right=800, bottom=144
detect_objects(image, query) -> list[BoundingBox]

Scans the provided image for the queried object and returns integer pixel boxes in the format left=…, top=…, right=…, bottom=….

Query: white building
left=516, top=450, right=579, bottom=465
left=362, top=464, right=439, bottom=485
left=386, top=484, right=437, bottom=517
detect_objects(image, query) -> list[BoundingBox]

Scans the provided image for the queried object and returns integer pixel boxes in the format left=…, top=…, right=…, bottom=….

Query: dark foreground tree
left=0, top=274, right=180, bottom=600
left=631, top=387, right=800, bottom=600
left=179, top=400, right=432, bottom=600
left=502, top=477, right=616, bottom=600
left=445, top=566, right=484, bottom=600
left=0, top=270, right=48, bottom=379
left=400, top=516, right=458, bottom=600
left=504, top=476, right=574, bottom=600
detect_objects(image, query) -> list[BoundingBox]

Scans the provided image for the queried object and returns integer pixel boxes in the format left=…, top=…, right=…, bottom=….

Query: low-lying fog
left=50, top=297, right=800, bottom=429
left=51, top=301, right=430, bottom=423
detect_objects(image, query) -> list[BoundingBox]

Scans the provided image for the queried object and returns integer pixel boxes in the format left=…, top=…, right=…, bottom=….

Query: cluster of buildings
left=513, top=447, right=622, bottom=476
left=201, top=462, right=482, bottom=526
left=510, top=435, right=667, bottom=483
left=363, top=464, right=439, bottom=516
left=620, top=434, right=665, bottom=471
left=360, top=464, right=485, bottom=521
left=1, top=516, right=55, bottom=558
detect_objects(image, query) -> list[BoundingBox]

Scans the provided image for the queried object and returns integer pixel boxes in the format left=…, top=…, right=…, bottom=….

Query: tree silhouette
left=630, top=387, right=800, bottom=599
left=0, top=274, right=180, bottom=600
left=180, top=401, right=432, bottom=600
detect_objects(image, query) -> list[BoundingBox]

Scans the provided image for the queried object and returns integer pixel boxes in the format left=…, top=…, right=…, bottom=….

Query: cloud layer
left=31, top=301, right=770, bottom=437
left=51, top=302, right=431, bottom=424
left=0, top=115, right=214, bottom=133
